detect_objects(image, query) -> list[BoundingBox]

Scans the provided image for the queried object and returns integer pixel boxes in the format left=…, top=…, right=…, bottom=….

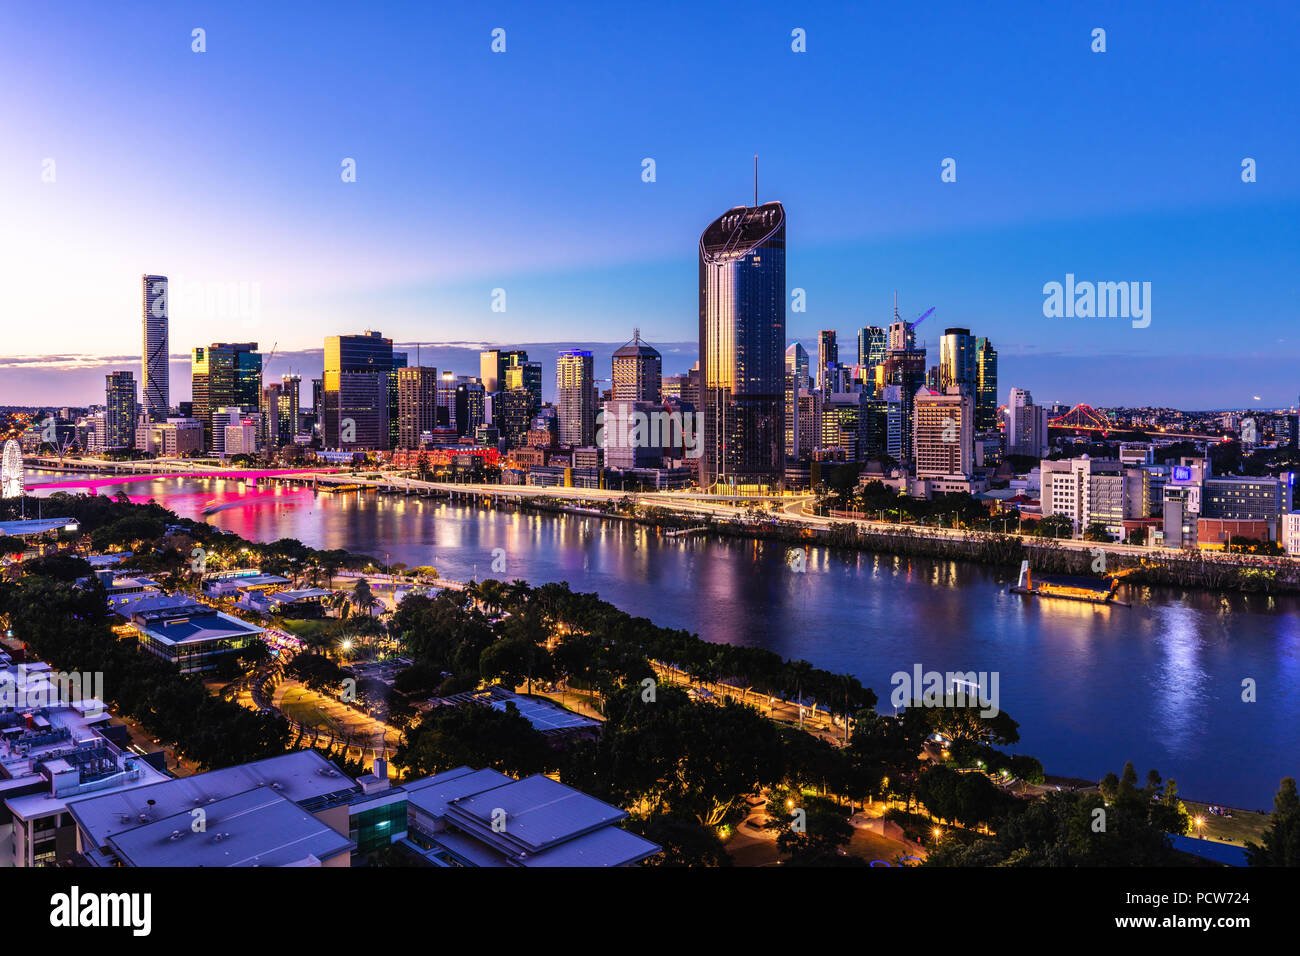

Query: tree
left=350, top=577, right=380, bottom=617
left=395, top=702, right=552, bottom=778
left=1247, top=778, right=1300, bottom=866
left=1082, top=521, right=1112, bottom=542
left=628, top=815, right=732, bottom=867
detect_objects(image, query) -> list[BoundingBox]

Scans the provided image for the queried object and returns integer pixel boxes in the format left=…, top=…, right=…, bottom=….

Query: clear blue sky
left=1, top=0, right=1297, bottom=408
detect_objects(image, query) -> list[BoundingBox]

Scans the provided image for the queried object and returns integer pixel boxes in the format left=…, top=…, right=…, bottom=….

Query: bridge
left=1048, top=404, right=1228, bottom=441
left=23, top=464, right=340, bottom=493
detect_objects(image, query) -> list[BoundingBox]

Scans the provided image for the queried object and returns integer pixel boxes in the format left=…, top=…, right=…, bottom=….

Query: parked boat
left=1008, top=560, right=1131, bottom=607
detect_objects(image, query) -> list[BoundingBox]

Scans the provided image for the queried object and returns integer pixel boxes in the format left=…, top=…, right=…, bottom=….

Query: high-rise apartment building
left=104, top=371, right=137, bottom=451
left=913, top=386, right=974, bottom=478
left=612, top=330, right=662, bottom=403
left=1006, top=387, right=1049, bottom=457
left=141, top=275, right=170, bottom=421
left=557, top=350, right=596, bottom=446
left=192, top=343, right=262, bottom=450
left=397, top=366, right=439, bottom=449
left=699, top=200, right=785, bottom=490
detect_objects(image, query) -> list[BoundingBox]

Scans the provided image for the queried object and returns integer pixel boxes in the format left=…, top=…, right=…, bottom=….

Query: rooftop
left=66, top=750, right=359, bottom=848
left=0, top=517, right=78, bottom=538
left=103, top=787, right=353, bottom=867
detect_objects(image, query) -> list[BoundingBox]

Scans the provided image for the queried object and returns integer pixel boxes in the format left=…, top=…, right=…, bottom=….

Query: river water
left=25, top=470, right=1300, bottom=808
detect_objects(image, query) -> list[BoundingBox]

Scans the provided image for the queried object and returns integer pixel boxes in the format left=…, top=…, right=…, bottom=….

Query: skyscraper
left=785, top=342, right=809, bottom=389
left=141, top=275, right=169, bottom=422
left=975, top=337, right=998, bottom=432
left=323, top=331, right=393, bottom=450
left=858, top=325, right=887, bottom=396
left=556, top=349, right=596, bottom=446
left=104, top=371, right=137, bottom=451
left=938, top=328, right=976, bottom=393
left=192, top=343, right=262, bottom=450
left=397, top=366, right=439, bottom=449
left=913, top=386, right=974, bottom=478
left=816, top=330, right=838, bottom=393
left=612, top=330, right=662, bottom=403
left=698, top=200, right=786, bottom=490
left=280, top=374, right=301, bottom=442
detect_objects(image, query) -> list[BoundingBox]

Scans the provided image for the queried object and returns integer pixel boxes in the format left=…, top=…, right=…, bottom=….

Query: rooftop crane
left=908, top=307, right=936, bottom=331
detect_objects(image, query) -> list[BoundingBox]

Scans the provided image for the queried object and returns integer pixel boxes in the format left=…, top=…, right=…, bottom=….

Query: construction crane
left=262, top=341, right=278, bottom=378
left=908, top=307, right=936, bottom=331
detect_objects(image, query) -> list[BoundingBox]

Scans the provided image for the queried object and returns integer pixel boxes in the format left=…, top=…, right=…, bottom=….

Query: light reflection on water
left=24, top=470, right=1300, bottom=808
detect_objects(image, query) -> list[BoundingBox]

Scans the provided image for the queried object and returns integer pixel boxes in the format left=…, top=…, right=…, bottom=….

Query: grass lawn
left=1181, top=800, right=1270, bottom=847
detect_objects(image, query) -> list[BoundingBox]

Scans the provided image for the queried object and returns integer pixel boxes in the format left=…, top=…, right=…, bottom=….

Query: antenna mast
left=754, top=155, right=758, bottom=208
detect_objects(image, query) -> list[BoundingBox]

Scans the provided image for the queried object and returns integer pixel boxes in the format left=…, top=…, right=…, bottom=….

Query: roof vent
left=169, top=830, right=184, bottom=841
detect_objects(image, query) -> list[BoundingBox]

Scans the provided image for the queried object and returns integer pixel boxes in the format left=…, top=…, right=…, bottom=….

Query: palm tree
left=350, top=578, right=380, bottom=618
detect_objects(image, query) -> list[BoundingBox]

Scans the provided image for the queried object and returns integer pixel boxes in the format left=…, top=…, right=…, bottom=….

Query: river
left=24, top=470, right=1300, bottom=808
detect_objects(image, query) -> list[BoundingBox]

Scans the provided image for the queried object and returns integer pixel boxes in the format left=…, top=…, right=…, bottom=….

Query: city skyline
left=2, top=1, right=1297, bottom=409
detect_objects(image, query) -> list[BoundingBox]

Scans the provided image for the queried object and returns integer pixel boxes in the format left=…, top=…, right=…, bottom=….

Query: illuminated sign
left=1172, top=466, right=1192, bottom=482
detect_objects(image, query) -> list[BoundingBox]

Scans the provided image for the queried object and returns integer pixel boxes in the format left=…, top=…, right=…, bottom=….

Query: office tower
left=888, top=312, right=916, bottom=351
left=279, top=374, right=301, bottom=443
left=883, top=348, right=927, bottom=466
left=612, top=330, right=662, bottom=403
left=661, top=374, right=684, bottom=402
left=499, top=388, right=534, bottom=447
left=1006, top=387, right=1049, bottom=457
left=259, top=382, right=283, bottom=448
left=785, top=342, right=810, bottom=390
left=389, top=351, right=407, bottom=449
left=455, top=378, right=486, bottom=437
left=682, top=362, right=702, bottom=410
left=480, top=349, right=505, bottom=393
left=557, top=350, right=596, bottom=446
left=938, top=328, right=976, bottom=393
left=323, top=331, right=393, bottom=450
left=822, top=392, right=869, bottom=460
left=311, top=378, right=323, bottom=414
left=141, top=275, right=170, bottom=421
left=975, top=337, right=998, bottom=431
left=397, top=366, right=439, bottom=449
left=796, top=388, right=822, bottom=458
left=698, top=200, right=786, bottom=490
left=857, top=326, right=887, bottom=377
left=436, top=370, right=458, bottom=431
left=602, top=400, right=665, bottom=470
left=502, top=352, right=542, bottom=414
left=913, top=386, right=975, bottom=478
left=104, top=371, right=136, bottom=451
left=210, top=407, right=244, bottom=456
left=192, top=343, right=262, bottom=450
left=816, top=331, right=838, bottom=392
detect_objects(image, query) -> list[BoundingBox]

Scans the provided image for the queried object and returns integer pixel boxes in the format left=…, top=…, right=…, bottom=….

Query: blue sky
left=1, top=0, right=1297, bottom=408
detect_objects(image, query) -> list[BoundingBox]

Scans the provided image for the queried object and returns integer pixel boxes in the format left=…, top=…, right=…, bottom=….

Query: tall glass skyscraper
left=938, top=327, right=976, bottom=393
left=698, top=200, right=786, bottom=490
left=104, top=371, right=137, bottom=451
left=141, top=275, right=169, bottom=422
left=192, top=342, right=262, bottom=450
left=324, top=331, right=394, bottom=450
left=975, top=336, right=998, bottom=432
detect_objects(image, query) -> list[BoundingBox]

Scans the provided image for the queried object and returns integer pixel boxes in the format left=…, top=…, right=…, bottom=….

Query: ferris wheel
left=1, top=439, right=23, bottom=499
